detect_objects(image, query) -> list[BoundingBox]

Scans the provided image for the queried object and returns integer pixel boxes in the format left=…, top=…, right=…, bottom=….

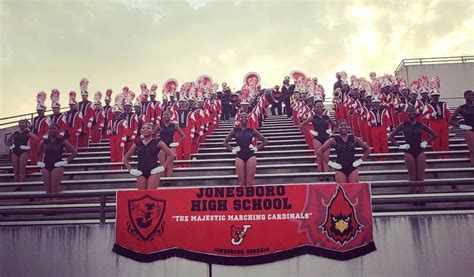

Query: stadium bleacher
left=0, top=113, right=473, bottom=225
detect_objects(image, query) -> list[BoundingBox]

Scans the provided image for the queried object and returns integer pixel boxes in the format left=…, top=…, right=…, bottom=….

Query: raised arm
left=158, top=141, right=175, bottom=168
left=317, top=138, right=335, bottom=156
left=421, top=123, right=438, bottom=144
left=222, top=130, right=235, bottom=152
left=298, top=115, right=313, bottom=129
left=63, top=140, right=78, bottom=163
left=388, top=123, right=404, bottom=147
left=253, top=129, right=268, bottom=150
left=354, top=137, right=371, bottom=161
left=122, top=144, right=137, bottom=171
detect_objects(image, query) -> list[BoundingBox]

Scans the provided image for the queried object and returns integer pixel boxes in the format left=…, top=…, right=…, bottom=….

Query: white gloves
left=460, top=124, right=472, bottom=131
left=398, top=144, right=411, bottom=150
left=151, top=166, right=165, bottom=174
left=309, top=130, right=318, bottom=137
left=326, top=129, right=333, bottom=136
left=37, top=161, right=45, bottom=168
left=431, top=111, right=437, bottom=118
left=199, top=131, right=204, bottom=136
left=420, top=141, right=428, bottom=148
left=170, top=142, right=179, bottom=148
left=54, top=160, right=68, bottom=167
left=232, top=146, right=241, bottom=154
left=87, top=122, right=92, bottom=128
left=328, top=161, right=342, bottom=170
left=9, top=144, right=15, bottom=150
left=352, top=159, right=363, bottom=167
left=19, top=145, right=30, bottom=150
left=120, top=142, right=125, bottom=148
left=129, top=168, right=143, bottom=176
left=249, top=145, right=258, bottom=152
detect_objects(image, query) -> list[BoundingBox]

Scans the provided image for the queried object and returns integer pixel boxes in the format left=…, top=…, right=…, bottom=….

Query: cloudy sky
left=0, top=0, right=473, bottom=117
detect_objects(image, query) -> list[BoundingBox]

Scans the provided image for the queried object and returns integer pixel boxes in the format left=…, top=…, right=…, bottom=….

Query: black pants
left=284, top=98, right=292, bottom=118
left=230, top=105, right=237, bottom=117
left=221, top=103, right=231, bottom=121
left=270, top=100, right=283, bottom=115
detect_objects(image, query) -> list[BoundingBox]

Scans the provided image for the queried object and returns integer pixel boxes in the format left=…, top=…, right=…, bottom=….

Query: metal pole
left=100, top=194, right=106, bottom=224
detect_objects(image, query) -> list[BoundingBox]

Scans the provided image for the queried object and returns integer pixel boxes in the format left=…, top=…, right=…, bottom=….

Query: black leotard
left=311, top=115, right=331, bottom=144
left=135, top=139, right=160, bottom=178
left=334, top=135, right=357, bottom=176
left=459, top=104, right=474, bottom=131
left=160, top=123, right=175, bottom=147
left=11, top=130, right=30, bottom=156
left=43, top=137, right=65, bottom=172
left=402, top=121, right=424, bottom=158
left=234, top=127, right=255, bottom=162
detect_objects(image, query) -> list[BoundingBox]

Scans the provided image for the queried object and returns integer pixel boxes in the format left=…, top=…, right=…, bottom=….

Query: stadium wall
left=395, top=59, right=474, bottom=107
left=1, top=215, right=473, bottom=276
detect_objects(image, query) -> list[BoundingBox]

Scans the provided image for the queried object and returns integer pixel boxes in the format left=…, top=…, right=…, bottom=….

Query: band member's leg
left=235, top=158, right=246, bottom=186
left=245, top=156, right=257, bottom=186
left=50, top=167, right=64, bottom=193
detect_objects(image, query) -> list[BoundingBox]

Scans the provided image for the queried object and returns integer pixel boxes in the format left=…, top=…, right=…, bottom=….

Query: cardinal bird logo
left=320, top=186, right=362, bottom=245
left=230, top=224, right=251, bottom=246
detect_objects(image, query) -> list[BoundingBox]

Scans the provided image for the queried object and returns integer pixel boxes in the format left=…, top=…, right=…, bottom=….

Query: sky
left=0, top=0, right=473, bottom=117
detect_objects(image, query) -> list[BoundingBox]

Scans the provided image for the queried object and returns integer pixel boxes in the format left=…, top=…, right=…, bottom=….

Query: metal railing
left=394, top=55, right=474, bottom=75
left=0, top=107, right=68, bottom=128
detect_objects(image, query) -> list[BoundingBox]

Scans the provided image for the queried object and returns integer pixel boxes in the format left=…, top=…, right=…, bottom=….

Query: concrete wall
left=1, top=215, right=473, bottom=277
left=396, top=62, right=474, bottom=107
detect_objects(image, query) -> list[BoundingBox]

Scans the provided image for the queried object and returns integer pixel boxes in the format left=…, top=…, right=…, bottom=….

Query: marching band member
left=78, top=78, right=94, bottom=148
left=223, top=112, right=268, bottom=186
left=102, top=89, right=114, bottom=138
left=270, top=85, right=284, bottom=115
left=175, top=96, right=195, bottom=165
left=30, top=91, right=49, bottom=165
left=367, top=95, right=391, bottom=160
left=425, top=76, right=450, bottom=158
left=65, top=91, right=83, bottom=149
left=299, top=101, right=336, bottom=181
left=282, top=76, right=295, bottom=118
left=318, top=120, right=371, bottom=184
left=450, top=90, right=474, bottom=166
left=158, top=110, right=184, bottom=177
left=36, top=123, right=77, bottom=193
left=389, top=105, right=437, bottom=194
left=48, top=89, right=67, bottom=136
left=108, top=101, right=127, bottom=169
left=123, top=123, right=175, bottom=190
left=6, top=119, right=38, bottom=183
left=90, top=91, right=105, bottom=143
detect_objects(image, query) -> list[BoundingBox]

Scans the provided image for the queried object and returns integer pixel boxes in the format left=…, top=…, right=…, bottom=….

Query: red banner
left=113, top=183, right=376, bottom=264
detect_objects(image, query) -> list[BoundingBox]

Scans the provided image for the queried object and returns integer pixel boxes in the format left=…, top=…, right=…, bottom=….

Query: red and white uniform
left=47, top=114, right=67, bottom=136
left=425, top=101, right=451, bottom=155
left=30, top=115, right=49, bottom=164
left=367, top=107, right=391, bottom=158
left=175, top=109, right=196, bottom=163
left=108, top=118, right=127, bottom=165
left=190, top=108, right=205, bottom=154
left=90, top=111, right=105, bottom=143
left=78, top=100, right=94, bottom=147
left=65, top=110, right=83, bottom=149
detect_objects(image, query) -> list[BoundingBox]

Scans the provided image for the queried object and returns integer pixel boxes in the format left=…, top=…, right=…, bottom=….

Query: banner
left=113, top=183, right=376, bottom=264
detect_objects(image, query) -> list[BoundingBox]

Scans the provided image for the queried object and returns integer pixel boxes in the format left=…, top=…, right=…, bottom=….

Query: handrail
left=394, top=55, right=474, bottom=74
left=0, top=107, right=68, bottom=128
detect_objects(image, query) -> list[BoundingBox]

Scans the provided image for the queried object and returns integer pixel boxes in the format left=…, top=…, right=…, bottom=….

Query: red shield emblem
left=128, top=194, right=166, bottom=241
